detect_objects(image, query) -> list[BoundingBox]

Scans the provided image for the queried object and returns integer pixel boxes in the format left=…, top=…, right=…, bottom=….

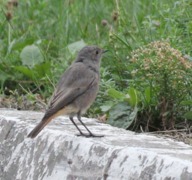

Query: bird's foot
left=76, top=133, right=104, bottom=138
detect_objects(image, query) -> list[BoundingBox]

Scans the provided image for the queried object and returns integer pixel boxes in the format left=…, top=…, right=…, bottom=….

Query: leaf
left=107, top=102, right=138, bottom=129
left=128, top=87, right=139, bottom=107
left=107, top=88, right=125, bottom=100
left=67, top=40, right=86, bottom=55
left=15, top=66, right=35, bottom=80
left=0, top=70, right=10, bottom=83
left=15, top=62, right=51, bottom=80
left=100, top=102, right=114, bottom=112
left=7, top=39, right=16, bottom=54
left=183, top=111, right=192, bottom=120
left=20, top=45, right=44, bottom=68
left=12, top=38, right=35, bottom=51
left=33, top=62, right=51, bottom=78
left=180, top=100, right=192, bottom=106
left=144, top=87, right=151, bottom=104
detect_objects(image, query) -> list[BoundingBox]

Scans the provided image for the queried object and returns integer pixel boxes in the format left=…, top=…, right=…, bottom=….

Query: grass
left=1, top=0, right=192, bottom=132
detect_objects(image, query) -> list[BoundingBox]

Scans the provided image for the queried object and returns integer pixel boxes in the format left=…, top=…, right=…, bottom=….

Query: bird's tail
left=28, top=108, right=66, bottom=138
left=27, top=116, right=53, bottom=138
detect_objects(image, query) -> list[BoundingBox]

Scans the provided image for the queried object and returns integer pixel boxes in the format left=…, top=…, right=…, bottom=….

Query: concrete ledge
left=0, top=109, right=192, bottom=180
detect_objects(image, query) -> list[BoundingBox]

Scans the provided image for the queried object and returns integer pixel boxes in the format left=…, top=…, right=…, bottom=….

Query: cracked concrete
left=0, top=109, right=192, bottom=180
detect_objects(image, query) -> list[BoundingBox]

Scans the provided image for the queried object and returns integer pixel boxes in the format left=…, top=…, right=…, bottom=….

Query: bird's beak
left=102, top=49, right=109, bottom=54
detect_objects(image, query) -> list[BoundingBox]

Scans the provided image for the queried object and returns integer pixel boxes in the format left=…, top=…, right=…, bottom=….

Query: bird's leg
left=69, top=117, right=85, bottom=136
left=77, top=112, right=104, bottom=138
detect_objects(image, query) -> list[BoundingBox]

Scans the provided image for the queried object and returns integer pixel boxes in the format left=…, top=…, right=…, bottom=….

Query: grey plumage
left=28, top=46, right=106, bottom=138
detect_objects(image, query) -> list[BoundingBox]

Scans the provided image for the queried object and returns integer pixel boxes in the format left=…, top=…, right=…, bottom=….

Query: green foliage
left=129, top=41, right=192, bottom=130
left=184, top=111, right=192, bottom=121
left=105, top=41, right=192, bottom=131
left=20, top=45, right=44, bottom=68
left=98, top=0, right=192, bottom=131
left=107, top=102, right=138, bottom=129
left=0, top=0, right=115, bottom=96
left=67, top=40, right=87, bottom=55
left=15, top=62, right=51, bottom=81
left=107, top=88, right=125, bottom=101
left=1, top=0, right=192, bottom=132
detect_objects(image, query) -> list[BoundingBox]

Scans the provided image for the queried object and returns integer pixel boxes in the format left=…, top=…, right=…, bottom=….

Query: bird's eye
left=95, top=50, right=99, bottom=55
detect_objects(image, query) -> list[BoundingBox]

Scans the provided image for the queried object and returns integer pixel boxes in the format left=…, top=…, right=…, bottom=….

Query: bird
left=27, top=46, right=107, bottom=138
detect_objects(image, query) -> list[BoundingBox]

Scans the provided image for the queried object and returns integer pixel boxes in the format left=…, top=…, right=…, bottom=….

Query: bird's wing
left=42, top=63, right=98, bottom=120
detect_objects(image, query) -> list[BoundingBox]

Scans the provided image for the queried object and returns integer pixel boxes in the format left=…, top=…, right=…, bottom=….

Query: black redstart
left=28, top=46, right=107, bottom=138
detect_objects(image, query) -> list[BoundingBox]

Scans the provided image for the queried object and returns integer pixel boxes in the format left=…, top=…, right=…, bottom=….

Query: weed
left=1, top=0, right=192, bottom=133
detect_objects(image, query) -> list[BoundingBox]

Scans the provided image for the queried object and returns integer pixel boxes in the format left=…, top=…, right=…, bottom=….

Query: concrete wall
left=1, top=109, right=192, bottom=180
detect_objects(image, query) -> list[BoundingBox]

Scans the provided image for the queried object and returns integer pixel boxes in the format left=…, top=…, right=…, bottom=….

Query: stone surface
left=0, top=108, right=192, bottom=180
